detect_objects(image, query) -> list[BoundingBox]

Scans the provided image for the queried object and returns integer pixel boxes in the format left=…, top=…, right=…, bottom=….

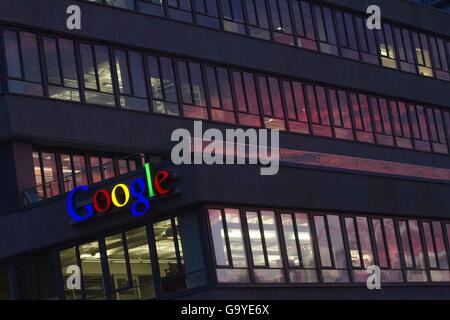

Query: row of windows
left=83, top=0, right=450, bottom=81
left=3, top=28, right=450, bottom=158
left=208, top=207, right=450, bottom=284
left=0, top=212, right=205, bottom=300
left=30, top=148, right=163, bottom=202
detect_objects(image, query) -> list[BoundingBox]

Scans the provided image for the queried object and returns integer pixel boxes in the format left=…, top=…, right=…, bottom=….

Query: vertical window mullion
left=221, top=209, right=234, bottom=267
left=308, top=213, right=324, bottom=282
left=257, top=211, right=270, bottom=268
left=323, top=215, right=336, bottom=269
left=171, top=218, right=183, bottom=272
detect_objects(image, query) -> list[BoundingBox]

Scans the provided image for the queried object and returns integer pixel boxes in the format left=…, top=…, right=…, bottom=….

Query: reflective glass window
left=114, top=49, right=149, bottom=111
left=147, top=55, right=180, bottom=115
left=80, top=43, right=115, bottom=106
left=3, top=30, right=43, bottom=96
left=43, top=37, right=80, bottom=101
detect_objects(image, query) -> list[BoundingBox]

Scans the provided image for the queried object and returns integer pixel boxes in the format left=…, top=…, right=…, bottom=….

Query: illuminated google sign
left=67, top=163, right=172, bottom=222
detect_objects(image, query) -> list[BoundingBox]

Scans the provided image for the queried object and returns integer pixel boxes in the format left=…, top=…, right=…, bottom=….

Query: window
left=0, top=265, right=11, bottom=300
left=147, top=55, right=180, bottom=115
left=398, top=220, right=428, bottom=282
left=377, top=23, right=397, bottom=69
left=114, top=49, right=149, bottom=111
left=154, top=218, right=186, bottom=294
left=177, top=61, right=208, bottom=119
left=312, top=5, right=338, bottom=55
left=3, top=30, right=43, bottom=96
left=412, top=32, right=433, bottom=77
left=328, top=89, right=354, bottom=140
left=219, top=0, right=246, bottom=34
left=105, top=233, right=130, bottom=295
left=137, top=0, right=165, bottom=17
left=335, top=11, right=359, bottom=60
left=393, top=27, right=416, bottom=73
left=246, top=210, right=284, bottom=283
left=79, top=241, right=105, bottom=299
left=371, top=218, right=403, bottom=282
left=43, top=37, right=80, bottom=101
left=80, top=43, right=115, bottom=106
left=422, top=221, right=450, bottom=282
left=245, top=0, right=270, bottom=40
left=389, top=100, right=413, bottom=149
left=32, top=151, right=60, bottom=199
left=305, top=85, right=332, bottom=137
left=208, top=208, right=250, bottom=283
left=349, top=93, right=374, bottom=143
left=205, top=65, right=236, bottom=124
left=282, top=80, right=309, bottom=134
left=370, top=97, right=394, bottom=146
left=281, top=212, right=318, bottom=283
left=408, top=104, right=431, bottom=151
left=57, top=216, right=204, bottom=300
left=61, top=154, right=88, bottom=192
left=344, top=216, right=375, bottom=282
left=426, top=107, right=448, bottom=154
left=232, top=71, right=262, bottom=127
left=291, top=0, right=317, bottom=50
left=267, top=0, right=294, bottom=45
left=313, top=214, right=349, bottom=282
left=429, top=36, right=450, bottom=81
left=257, top=76, right=287, bottom=130
left=195, top=0, right=220, bottom=29
left=103, top=0, right=135, bottom=9
left=167, top=0, right=193, bottom=23
left=355, top=16, right=379, bottom=65
left=125, top=227, right=156, bottom=299
left=59, top=247, right=82, bottom=300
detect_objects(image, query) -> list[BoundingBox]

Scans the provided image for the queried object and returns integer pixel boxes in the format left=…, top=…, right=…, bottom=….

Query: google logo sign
left=67, top=163, right=172, bottom=222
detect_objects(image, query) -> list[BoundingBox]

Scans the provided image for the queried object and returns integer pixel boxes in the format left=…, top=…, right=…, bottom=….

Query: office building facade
left=0, top=0, right=450, bottom=299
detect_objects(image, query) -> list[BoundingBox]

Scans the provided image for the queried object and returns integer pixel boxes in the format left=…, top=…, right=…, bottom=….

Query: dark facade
left=412, top=0, right=450, bottom=12
left=0, top=0, right=450, bottom=300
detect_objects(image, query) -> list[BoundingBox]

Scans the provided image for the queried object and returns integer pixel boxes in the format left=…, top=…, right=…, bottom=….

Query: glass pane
left=4, top=31, right=22, bottom=78
left=327, top=215, right=346, bottom=268
left=59, top=39, right=79, bottom=88
left=357, top=217, right=374, bottom=268
left=154, top=219, right=179, bottom=277
left=432, top=221, right=449, bottom=270
left=73, top=155, right=88, bottom=187
left=105, top=233, right=129, bottom=291
left=95, top=45, right=113, bottom=93
left=345, top=218, right=361, bottom=268
left=246, top=211, right=265, bottom=267
left=224, top=208, right=247, bottom=267
left=261, top=211, right=283, bottom=268
left=43, top=37, right=61, bottom=85
left=281, top=214, right=300, bottom=267
left=59, top=247, right=82, bottom=300
left=20, top=32, right=41, bottom=82
left=314, top=215, right=332, bottom=267
left=126, top=227, right=155, bottom=300
left=208, top=209, right=229, bottom=266
left=79, top=241, right=104, bottom=299
left=32, top=151, right=44, bottom=199
left=41, top=152, right=59, bottom=196
left=295, top=213, right=315, bottom=268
